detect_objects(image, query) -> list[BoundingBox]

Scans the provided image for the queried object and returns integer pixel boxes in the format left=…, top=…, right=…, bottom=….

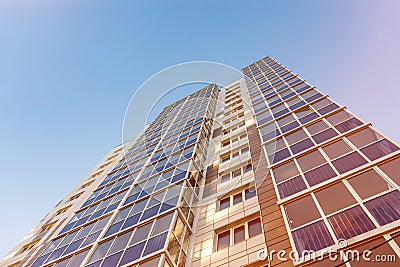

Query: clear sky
left=1, top=0, right=400, bottom=258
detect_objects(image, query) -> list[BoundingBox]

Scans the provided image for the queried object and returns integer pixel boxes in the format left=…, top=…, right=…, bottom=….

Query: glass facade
left=2, top=56, right=400, bottom=267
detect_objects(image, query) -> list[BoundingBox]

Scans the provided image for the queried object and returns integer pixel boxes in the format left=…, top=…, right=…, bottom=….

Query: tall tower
left=2, top=56, right=400, bottom=267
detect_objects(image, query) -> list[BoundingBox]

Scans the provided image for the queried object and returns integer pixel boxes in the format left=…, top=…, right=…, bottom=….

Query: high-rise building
left=2, top=56, right=400, bottom=267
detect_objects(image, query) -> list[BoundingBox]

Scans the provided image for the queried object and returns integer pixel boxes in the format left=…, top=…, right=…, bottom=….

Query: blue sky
left=1, top=0, right=400, bottom=258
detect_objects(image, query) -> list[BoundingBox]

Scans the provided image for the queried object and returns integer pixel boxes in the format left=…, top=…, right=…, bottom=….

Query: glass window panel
left=306, top=120, right=329, bottom=135
left=348, top=169, right=392, bottom=199
left=219, top=197, right=230, bottom=210
left=105, top=221, right=123, bottom=237
left=284, top=196, right=321, bottom=229
left=304, top=163, right=337, bottom=186
left=232, top=169, right=241, bottom=178
left=281, top=120, right=300, bottom=133
left=234, top=226, right=245, bottom=244
left=152, top=212, right=174, bottom=236
left=138, top=256, right=162, bottom=267
left=54, top=257, right=70, bottom=267
left=277, top=176, right=307, bottom=199
left=122, top=214, right=141, bottom=230
left=243, top=163, right=253, bottom=173
left=364, top=190, right=400, bottom=226
left=347, top=128, right=383, bottom=148
left=75, top=224, right=95, bottom=241
left=271, top=150, right=291, bottom=164
left=221, top=173, right=230, bottom=183
left=173, top=216, right=185, bottom=244
left=323, top=139, right=352, bottom=159
left=63, top=238, right=84, bottom=256
left=361, top=139, right=399, bottom=161
left=311, top=98, right=332, bottom=110
left=272, top=161, right=299, bottom=183
left=248, top=218, right=262, bottom=238
left=335, top=117, right=363, bottom=133
left=328, top=205, right=376, bottom=240
left=88, top=239, right=114, bottom=264
left=217, top=230, right=230, bottom=250
left=67, top=249, right=90, bottom=267
left=260, top=122, right=278, bottom=136
left=115, top=207, right=131, bottom=223
left=130, top=199, right=148, bottom=215
left=277, top=114, right=296, bottom=127
left=312, top=128, right=338, bottom=144
left=292, top=220, right=335, bottom=254
left=119, top=242, right=146, bottom=266
left=332, top=152, right=368, bottom=174
left=315, top=182, right=357, bottom=215
left=233, top=193, right=242, bottom=205
left=130, top=223, right=153, bottom=245
left=101, top=251, right=123, bottom=267
left=326, top=110, right=353, bottom=125
left=285, top=129, right=308, bottom=145
left=264, top=138, right=286, bottom=154
left=379, top=157, right=400, bottom=186
left=143, top=232, right=168, bottom=256
left=297, top=150, right=326, bottom=172
left=290, top=138, right=314, bottom=154
left=294, top=106, right=313, bottom=119
left=108, top=231, right=132, bottom=255
left=81, top=231, right=101, bottom=248
left=245, top=187, right=257, bottom=199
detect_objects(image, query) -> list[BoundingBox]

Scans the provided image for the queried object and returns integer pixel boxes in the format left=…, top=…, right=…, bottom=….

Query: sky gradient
left=1, top=0, right=400, bottom=258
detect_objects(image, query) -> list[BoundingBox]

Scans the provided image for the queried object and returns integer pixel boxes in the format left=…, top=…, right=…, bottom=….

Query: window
left=364, top=190, right=400, bottom=226
left=348, top=169, right=392, bottom=199
left=292, top=220, right=335, bottom=255
left=241, top=147, right=249, bottom=154
left=332, top=152, right=368, bottom=174
left=57, top=205, right=71, bottom=215
left=284, top=196, right=321, bottom=229
left=328, top=205, right=376, bottom=240
left=245, top=187, right=256, bottom=199
left=221, top=154, right=230, bottom=163
left=315, top=182, right=357, bottom=215
left=234, top=226, right=245, bottom=244
left=272, top=160, right=299, bottom=184
left=304, top=163, right=337, bottom=186
left=243, top=162, right=252, bottom=173
left=41, top=221, right=57, bottom=232
left=347, top=128, right=382, bottom=148
left=69, top=193, right=82, bottom=201
left=306, top=120, right=338, bottom=144
left=248, top=218, right=262, bottom=238
left=277, top=175, right=307, bottom=199
left=219, top=197, right=230, bottom=210
left=379, top=157, right=400, bottom=186
left=326, top=110, right=362, bottom=133
left=296, top=150, right=326, bottom=172
left=217, top=230, right=230, bottom=250
left=217, top=185, right=257, bottom=211
left=221, top=173, right=230, bottom=183
left=216, top=217, right=263, bottom=250
left=361, top=140, right=399, bottom=161
left=323, top=139, right=353, bottom=160
left=233, top=193, right=242, bottom=205
left=20, top=239, right=40, bottom=254
left=219, top=162, right=252, bottom=184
